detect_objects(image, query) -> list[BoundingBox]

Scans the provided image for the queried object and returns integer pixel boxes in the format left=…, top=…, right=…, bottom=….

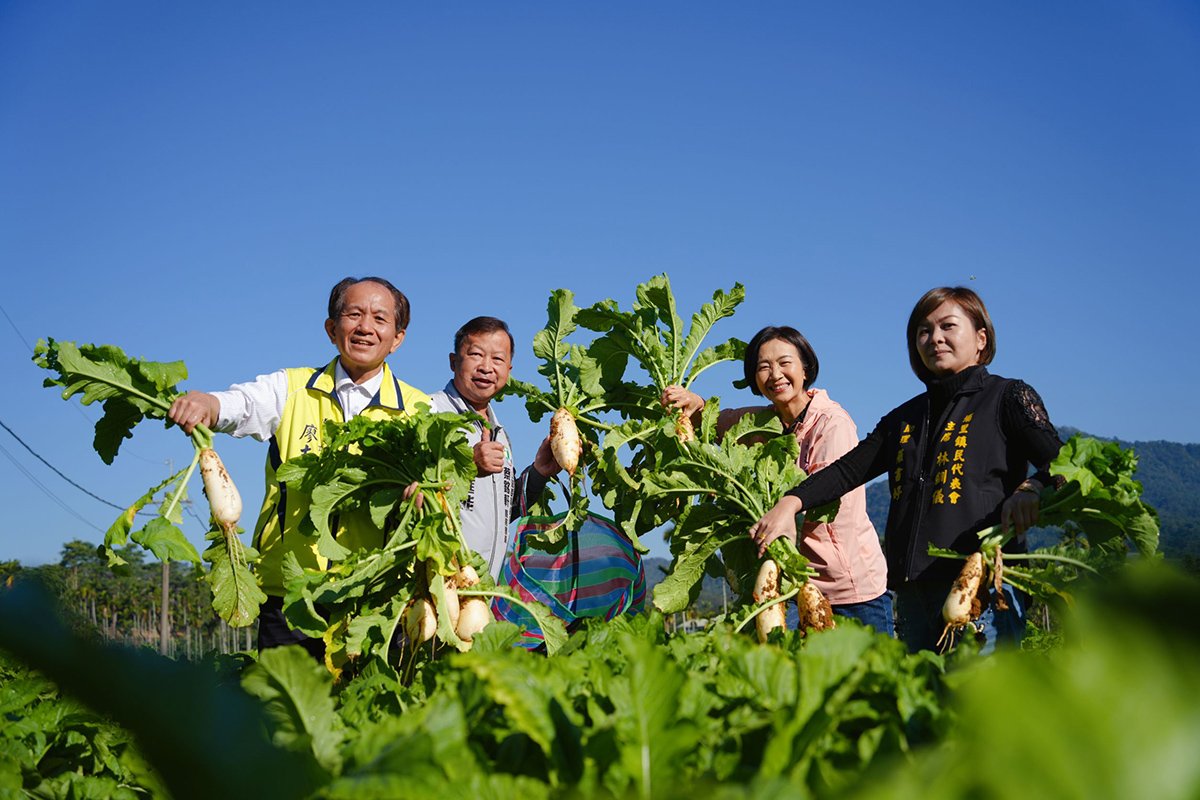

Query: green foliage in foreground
left=4, top=562, right=1199, bottom=799
left=311, top=615, right=946, bottom=799
left=846, top=562, right=1200, bottom=800
left=0, top=583, right=318, bottom=800
left=0, top=652, right=166, bottom=799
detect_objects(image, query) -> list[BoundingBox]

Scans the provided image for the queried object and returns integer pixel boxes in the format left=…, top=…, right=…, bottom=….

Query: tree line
left=1, top=540, right=255, bottom=658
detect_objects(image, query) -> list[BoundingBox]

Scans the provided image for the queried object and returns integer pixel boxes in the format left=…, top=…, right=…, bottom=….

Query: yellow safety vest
left=253, top=358, right=431, bottom=595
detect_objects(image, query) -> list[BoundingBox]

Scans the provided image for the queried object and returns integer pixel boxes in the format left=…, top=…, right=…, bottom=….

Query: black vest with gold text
left=881, top=368, right=1027, bottom=586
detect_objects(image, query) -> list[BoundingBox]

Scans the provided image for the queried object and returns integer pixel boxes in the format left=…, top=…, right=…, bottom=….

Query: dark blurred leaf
left=0, top=583, right=319, bottom=800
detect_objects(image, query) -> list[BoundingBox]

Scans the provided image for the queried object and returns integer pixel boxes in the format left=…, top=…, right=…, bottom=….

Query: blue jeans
left=895, top=580, right=1026, bottom=654
left=832, top=592, right=895, bottom=637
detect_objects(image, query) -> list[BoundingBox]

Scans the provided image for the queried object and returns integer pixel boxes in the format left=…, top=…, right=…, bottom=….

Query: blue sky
left=2, top=2, right=1198, bottom=566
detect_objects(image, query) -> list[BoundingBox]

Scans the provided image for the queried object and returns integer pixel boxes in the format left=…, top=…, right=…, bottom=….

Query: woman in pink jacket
left=663, top=325, right=892, bottom=634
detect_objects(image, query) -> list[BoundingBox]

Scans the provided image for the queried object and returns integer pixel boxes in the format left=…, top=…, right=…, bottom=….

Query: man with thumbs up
left=430, top=316, right=559, bottom=577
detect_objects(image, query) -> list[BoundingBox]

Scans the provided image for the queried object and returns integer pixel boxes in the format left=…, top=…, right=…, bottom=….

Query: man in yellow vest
left=168, top=276, right=431, bottom=656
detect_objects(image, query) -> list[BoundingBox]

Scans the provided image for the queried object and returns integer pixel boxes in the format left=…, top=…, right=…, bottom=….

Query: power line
left=184, top=503, right=209, bottom=528
left=0, top=417, right=208, bottom=524
left=0, top=439, right=105, bottom=534
left=0, top=417, right=126, bottom=510
left=0, top=418, right=211, bottom=537
left=0, top=303, right=35, bottom=355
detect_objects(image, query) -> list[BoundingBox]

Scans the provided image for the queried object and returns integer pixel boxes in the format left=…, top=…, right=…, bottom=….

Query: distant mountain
left=865, top=429, right=1200, bottom=563
left=1094, top=433, right=1200, bottom=562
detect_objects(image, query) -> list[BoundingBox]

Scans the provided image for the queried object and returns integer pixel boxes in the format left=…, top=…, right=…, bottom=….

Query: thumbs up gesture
left=474, top=425, right=507, bottom=476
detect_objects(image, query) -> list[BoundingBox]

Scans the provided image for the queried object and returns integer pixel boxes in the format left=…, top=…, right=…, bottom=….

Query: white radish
left=992, top=548, right=1009, bottom=611
left=753, top=559, right=785, bottom=643
left=674, top=411, right=695, bottom=443
left=938, top=552, right=986, bottom=650
left=425, top=561, right=461, bottom=632
left=942, top=552, right=985, bottom=627
left=455, top=564, right=481, bottom=589
left=403, top=597, right=437, bottom=643
left=441, top=577, right=461, bottom=630
left=455, top=598, right=492, bottom=646
left=549, top=408, right=581, bottom=475
left=199, top=449, right=242, bottom=530
left=755, top=603, right=785, bottom=644
left=797, top=582, right=836, bottom=634
left=752, top=558, right=780, bottom=603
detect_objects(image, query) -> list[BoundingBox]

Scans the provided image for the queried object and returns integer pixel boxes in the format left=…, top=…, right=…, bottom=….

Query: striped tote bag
left=492, top=511, right=646, bottom=650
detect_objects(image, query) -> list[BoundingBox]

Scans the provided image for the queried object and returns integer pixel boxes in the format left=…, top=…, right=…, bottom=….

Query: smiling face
left=754, top=337, right=809, bottom=417
left=450, top=329, right=513, bottom=412
left=323, top=280, right=406, bottom=382
left=914, top=300, right=987, bottom=377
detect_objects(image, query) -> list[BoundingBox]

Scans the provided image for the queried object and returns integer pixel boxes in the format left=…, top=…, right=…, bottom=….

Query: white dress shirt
left=212, top=361, right=385, bottom=441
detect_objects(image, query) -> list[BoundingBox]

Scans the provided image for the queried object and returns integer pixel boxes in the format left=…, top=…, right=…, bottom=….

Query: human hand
left=1001, top=481, right=1041, bottom=535
left=661, top=385, right=704, bottom=416
left=168, top=391, right=220, bottom=435
left=748, top=495, right=803, bottom=558
left=532, top=436, right=561, bottom=478
left=474, top=425, right=507, bottom=476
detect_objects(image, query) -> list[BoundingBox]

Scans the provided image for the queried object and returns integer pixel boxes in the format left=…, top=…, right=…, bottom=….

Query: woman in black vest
left=748, top=287, right=1063, bottom=653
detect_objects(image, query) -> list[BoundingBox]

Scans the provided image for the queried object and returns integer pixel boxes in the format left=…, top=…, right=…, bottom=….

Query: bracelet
left=1016, top=479, right=1041, bottom=496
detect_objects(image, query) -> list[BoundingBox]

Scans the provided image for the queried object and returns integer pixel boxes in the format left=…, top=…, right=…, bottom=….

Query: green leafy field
left=3, top=563, right=1200, bottom=799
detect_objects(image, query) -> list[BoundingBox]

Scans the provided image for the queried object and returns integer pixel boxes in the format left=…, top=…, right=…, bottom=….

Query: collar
left=306, top=358, right=406, bottom=410
left=924, top=365, right=987, bottom=414
left=440, top=380, right=496, bottom=425
left=334, top=361, right=384, bottom=396
left=787, top=388, right=834, bottom=437
left=925, top=364, right=986, bottom=393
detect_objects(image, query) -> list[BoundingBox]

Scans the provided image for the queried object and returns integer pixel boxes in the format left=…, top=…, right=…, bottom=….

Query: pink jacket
left=720, top=390, right=888, bottom=605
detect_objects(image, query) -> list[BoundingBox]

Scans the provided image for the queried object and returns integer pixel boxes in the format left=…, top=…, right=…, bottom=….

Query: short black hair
left=327, top=276, right=410, bottom=332
left=453, top=316, right=514, bottom=357
left=743, top=325, right=819, bottom=395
